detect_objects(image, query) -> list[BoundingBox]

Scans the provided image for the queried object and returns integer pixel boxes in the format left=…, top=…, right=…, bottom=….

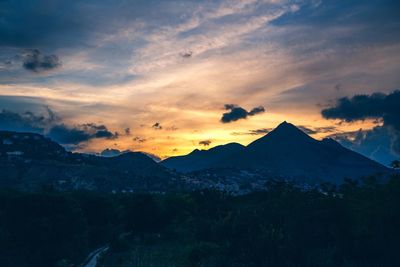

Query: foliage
left=1, top=175, right=400, bottom=266
left=391, top=160, right=400, bottom=169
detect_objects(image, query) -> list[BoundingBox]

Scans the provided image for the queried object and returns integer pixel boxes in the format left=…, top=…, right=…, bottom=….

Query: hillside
left=162, top=122, right=389, bottom=184
left=0, top=131, right=180, bottom=192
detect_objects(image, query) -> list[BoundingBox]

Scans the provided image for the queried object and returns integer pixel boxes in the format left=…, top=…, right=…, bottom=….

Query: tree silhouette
left=391, top=160, right=400, bottom=170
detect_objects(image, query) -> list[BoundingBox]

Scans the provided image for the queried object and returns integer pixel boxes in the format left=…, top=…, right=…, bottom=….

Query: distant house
left=2, top=138, right=13, bottom=145
left=7, top=151, right=24, bottom=156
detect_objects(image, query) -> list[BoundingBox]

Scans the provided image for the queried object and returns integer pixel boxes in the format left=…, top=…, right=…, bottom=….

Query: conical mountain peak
left=161, top=121, right=388, bottom=183
left=247, top=121, right=314, bottom=149
left=272, top=121, right=308, bottom=136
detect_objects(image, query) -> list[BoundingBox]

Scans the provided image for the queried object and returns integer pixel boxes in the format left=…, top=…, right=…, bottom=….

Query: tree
left=391, top=160, right=400, bottom=170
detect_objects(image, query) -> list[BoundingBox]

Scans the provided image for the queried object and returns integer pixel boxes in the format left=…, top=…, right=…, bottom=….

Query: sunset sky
left=0, top=0, right=399, bottom=162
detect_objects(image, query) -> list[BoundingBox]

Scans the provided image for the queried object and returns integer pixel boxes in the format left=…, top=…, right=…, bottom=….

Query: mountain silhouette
left=0, top=131, right=177, bottom=191
left=0, top=122, right=391, bottom=191
left=162, top=122, right=389, bottom=184
left=162, top=142, right=245, bottom=172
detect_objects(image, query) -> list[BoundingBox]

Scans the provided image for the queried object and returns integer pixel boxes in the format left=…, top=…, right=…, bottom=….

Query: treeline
left=1, top=175, right=400, bottom=267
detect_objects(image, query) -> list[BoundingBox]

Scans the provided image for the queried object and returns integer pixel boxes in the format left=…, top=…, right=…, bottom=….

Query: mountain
left=0, top=123, right=391, bottom=193
left=162, top=142, right=245, bottom=172
left=162, top=122, right=390, bottom=184
left=100, top=148, right=128, bottom=157
left=100, top=148, right=161, bottom=162
left=0, top=131, right=179, bottom=192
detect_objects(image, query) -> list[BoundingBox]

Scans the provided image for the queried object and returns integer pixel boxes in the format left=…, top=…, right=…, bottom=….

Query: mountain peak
left=265, top=121, right=312, bottom=140
left=246, top=121, right=315, bottom=150
left=274, top=121, right=301, bottom=132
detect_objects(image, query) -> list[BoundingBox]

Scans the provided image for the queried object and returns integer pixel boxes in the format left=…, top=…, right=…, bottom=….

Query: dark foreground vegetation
left=1, top=175, right=400, bottom=267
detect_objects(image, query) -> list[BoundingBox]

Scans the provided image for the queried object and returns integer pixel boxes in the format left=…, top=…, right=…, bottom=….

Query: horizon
left=0, top=120, right=388, bottom=168
left=0, top=0, right=399, bottom=165
left=98, top=121, right=342, bottom=159
left=1, top=2, right=400, bottom=265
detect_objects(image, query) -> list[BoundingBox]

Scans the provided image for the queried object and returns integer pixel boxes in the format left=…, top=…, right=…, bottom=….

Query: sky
left=0, top=0, right=399, bottom=164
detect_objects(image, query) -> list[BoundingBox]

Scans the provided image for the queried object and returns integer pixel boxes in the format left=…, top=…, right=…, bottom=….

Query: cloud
left=220, top=104, right=265, bottom=123
left=231, top=128, right=272, bottom=136
left=248, top=128, right=271, bottom=135
left=0, top=109, right=117, bottom=146
left=328, top=126, right=397, bottom=166
left=1, top=0, right=399, bottom=157
left=272, top=0, right=400, bottom=46
left=199, top=140, right=212, bottom=146
left=22, top=49, right=61, bottom=72
left=152, top=122, right=162, bottom=130
left=180, top=51, right=193, bottom=58
left=322, top=90, right=400, bottom=155
left=133, top=136, right=146, bottom=143
left=48, top=123, right=117, bottom=144
left=315, top=126, right=337, bottom=133
left=298, top=125, right=337, bottom=135
left=298, top=126, right=317, bottom=135
left=47, top=124, right=91, bottom=145
left=0, top=107, right=58, bottom=133
left=248, top=106, right=265, bottom=116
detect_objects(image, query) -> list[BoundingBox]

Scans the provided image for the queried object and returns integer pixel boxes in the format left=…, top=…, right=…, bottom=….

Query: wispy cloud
left=0, top=0, right=399, bottom=157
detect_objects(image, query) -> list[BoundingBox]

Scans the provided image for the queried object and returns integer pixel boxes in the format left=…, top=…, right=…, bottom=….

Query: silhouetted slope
left=0, top=131, right=177, bottom=191
left=161, top=142, right=245, bottom=172
left=99, top=152, right=168, bottom=177
left=236, top=121, right=388, bottom=183
left=162, top=122, right=389, bottom=184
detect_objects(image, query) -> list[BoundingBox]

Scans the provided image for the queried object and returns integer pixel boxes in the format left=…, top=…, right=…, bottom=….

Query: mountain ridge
left=0, top=131, right=179, bottom=192
left=0, top=122, right=392, bottom=192
left=162, top=122, right=389, bottom=184
left=162, top=142, right=245, bottom=173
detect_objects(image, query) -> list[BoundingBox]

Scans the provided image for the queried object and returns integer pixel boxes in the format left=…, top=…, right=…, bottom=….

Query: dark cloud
left=124, top=127, right=131, bottom=135
left=221, top=104, right=266, bottom=123
left=41, top=122, right=117, bottom=145
left=180, top=51, right=193, bottom=58
left=47, top=124, right=92, bottom=145
left=322, top=90, right=400, bottom=155
left=248, top=128, right=271, bottom=135
left=152, top=122, right=162, bottom=130
left=0, top=108, right=57, bottom=133
left=272, top=0, right=400, bottom=46
left=199, top=140, right=211, bottom=146
left=0, top=0, right=202, bottom=86
left=0, top=0, right=193, bottom=49
left=328, top=126, right=397, bottom=166
left=22, top=49, right=61, bottom=72
left=80, top=123, right=118, bottom=139
left=298, top=126, right=317, bottom=135
left=133, top=136, right=146, bottom=143
left=231, top=128, right=272, bottom=136
left=248, top=106, right=265, bottom=116
left=315, top=126, right=337, bottom=133
left=298, top=125, right=337, bottom=135
left=96, top=129, right=117, bottom=139
left=0, top=109, right=117, bottom=146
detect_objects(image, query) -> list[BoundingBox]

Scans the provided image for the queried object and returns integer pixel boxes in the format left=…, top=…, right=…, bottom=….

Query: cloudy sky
left=0, top=0, right=399, bottom=163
